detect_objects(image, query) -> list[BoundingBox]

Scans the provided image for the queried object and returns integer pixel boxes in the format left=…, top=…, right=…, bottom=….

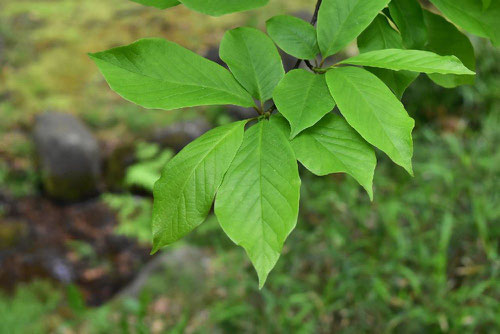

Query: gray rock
left=152, top=119, right=211, bottom=151
left=33, top=112, right=101, bottom=201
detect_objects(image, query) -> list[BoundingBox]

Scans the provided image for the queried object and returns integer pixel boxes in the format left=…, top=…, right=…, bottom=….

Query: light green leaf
left=424, top=10, right=476, bottom=88
left=220, top=27, right=284, bottom=102
left=388, top=0, right=427, bottom=49
left=273, top=69, right=336, bottom=139
left=89, top=38, right=255, bottom=110
left=152, top=120, right=248, bottom=252
left=215, top=120, right=301, bottom=288
left=179, top=0, right=268, bottom=16
left=129, top=0, right=180, bottom=9
left=317, top=0, right=391, bottom=58
left=326, top=66, right=415, bottom=174
left=340, top=49, right=475, bottom=75
left=483, top=0, right=491, bottom=10
left=292, top=113, right=376, bottom=200
left=429, top=0, right=500, bottom=46
left=357, top=14, right=418, bottom=99
left=266, top=15, right=319, bottom=60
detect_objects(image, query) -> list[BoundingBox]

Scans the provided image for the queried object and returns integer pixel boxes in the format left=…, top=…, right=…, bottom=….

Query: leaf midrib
left=93, top=55, right=249, bottom=102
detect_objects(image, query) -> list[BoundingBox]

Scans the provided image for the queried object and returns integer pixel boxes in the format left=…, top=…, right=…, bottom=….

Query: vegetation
left=90, top=0, right=493, bottom=287
left=0, top=0, right=498, bottom=332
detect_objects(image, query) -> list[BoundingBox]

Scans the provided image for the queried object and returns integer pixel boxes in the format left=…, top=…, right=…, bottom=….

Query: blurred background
left=0, top=0, right=499, bottom=332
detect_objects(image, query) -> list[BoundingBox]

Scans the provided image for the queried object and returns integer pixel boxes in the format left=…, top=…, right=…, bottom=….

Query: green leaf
left=424, top=10, right=476, bottom=88
left=89, top=38, right=255, bottom=110
left=273, top=70, right=335, bottom=139
left=215, top=120, right=301, bottom=288
left=429, top=0, right=500, bottom=46
left=483, top=0, right=491, bottom=10
left=317, top=0, right=391, bottom=58
left=357, top=14, right=418, bottom=99
left=179, top=0, right=268, bottom=16
left=291, top=113, right=376, bottom=200
left=340, top=49, right=475, bottom=75
left=266, top=15, right=319, bottom=60
left=326, top=67, right=415, bottom=174
left=220, top=27, right=284, bottom=102
left=129, top=0, right=180, bottom=9
left=388, top=0, right=427, bottom=49
left=152, top=120, right=247, bottom=252
left=365, top=68, right=418, bottom=100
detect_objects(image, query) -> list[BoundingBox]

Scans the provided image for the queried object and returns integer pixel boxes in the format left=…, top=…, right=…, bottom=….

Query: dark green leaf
left=266, top=15, right=319, bottom=60
left=152, top=120, right=248, bottom=252
left=388, top=0, right=427, bottom=49
left=429, top=0, right=500, bottom=46
left=424, top=10, right=476, bottom=88
left=326, top=66, right=415, bottom=174
left=215, top=120, right=301, bottom=288
left=89, top=38, right=255, bottom=110
left=273, top=69, right=336, bottom=139
left=220, top=27, right=284, bottom=102
left=357, top=14, right=418, bottom=98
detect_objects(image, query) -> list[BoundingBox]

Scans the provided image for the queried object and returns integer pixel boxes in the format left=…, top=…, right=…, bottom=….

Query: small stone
left=33, top=112, right=101, bottom=201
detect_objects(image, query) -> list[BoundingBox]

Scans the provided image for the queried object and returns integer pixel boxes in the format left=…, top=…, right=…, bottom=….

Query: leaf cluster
left=90, top=0, right=495, bottom=286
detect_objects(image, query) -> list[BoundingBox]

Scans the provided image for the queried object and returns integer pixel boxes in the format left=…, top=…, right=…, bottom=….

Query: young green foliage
left=273, top=69, right=335, bottom=139
left=220, top=27, right=284, bottom=102
left=317, top=0, right=391, bottom=57
left=326, top=67, right=415, bottom=174
left=266, top=15, right=319, bottom=60
left=215, top=120, right=300, bottom=288
left=89, top=38, right=255, bottom=110
left=152, top=121, right=247, bottom=252
left=90, top=0, right=493, bottom=287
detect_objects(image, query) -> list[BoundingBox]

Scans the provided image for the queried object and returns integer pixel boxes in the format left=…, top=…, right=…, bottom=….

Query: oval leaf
left=340, top=49, right=475, bottom=75
left=89, top=38, right=255, bottom=110
left=326, top=66, right=415, bottom=174
left=388, top=0, right=427, bottom=49
left=179, top=0, right=268, bottom=16
left=424, top=10, right=476, bottom=88
left=220, top=27, right=284, bottom=102
left=291, top=113, right=376, bottom=200
left=266, top=15, right=319, bottom=60
left=317, top=0, right=391, bottom=58
left=273, top=69, right=335, bottom=139
left=429, top=0, right=500, bottom=46
left=152, top=120, right=248, bottom=252
left=215, top=120, right=301, bottom=288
